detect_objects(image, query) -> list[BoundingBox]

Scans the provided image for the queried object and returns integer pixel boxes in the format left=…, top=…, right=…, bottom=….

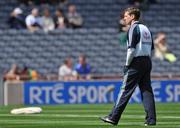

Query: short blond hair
left=124, top=7, right=140, bottom=20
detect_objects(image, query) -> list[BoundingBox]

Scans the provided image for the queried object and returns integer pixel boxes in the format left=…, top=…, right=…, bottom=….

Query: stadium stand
left=0, top=0, right=180, bottom=79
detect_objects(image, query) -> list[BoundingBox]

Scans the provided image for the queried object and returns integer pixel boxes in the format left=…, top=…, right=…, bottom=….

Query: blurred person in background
left=19, top=66, right=31, bottom=80
left=154, top=32, right=177, bottom=63
left=28, top=68, right=39, bottom=81
left=118, top=17, right=130, bottom=46
left=74, top=54, right=91, bottom=80
left=4, top=64, right=21, bottom=81
left=18, top=0, right=34, bottom=5
left=19, top=66, right=39, bottom=81
left=59, top=57, right=77, bottom=81
left=4, top=65, right=39, bottom=81
left=26, top=8, right=41, bottom=32
left=8, top=7, right=26, bottom=29
left=67, top=4, right=83, bottom=28
left=54, top=8, right=68, bottom=29
left=41, top=8, right=55, bottom=32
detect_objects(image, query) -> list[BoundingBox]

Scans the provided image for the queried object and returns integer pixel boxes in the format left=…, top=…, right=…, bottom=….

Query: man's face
left=56, top=10, right=62, bottom=17
left=67, top=59, right=72, bottom=68
left=44, top=9, right=50, bottom=17
left=79, top=57, right=85, bottom=65
left=123, top=12, right=134, bottom=25
left=69, top=5, right=76, bottom=13
left=32, top=9, right=38, bottom=17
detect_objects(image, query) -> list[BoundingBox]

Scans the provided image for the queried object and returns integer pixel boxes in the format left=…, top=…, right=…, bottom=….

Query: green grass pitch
left=0, top=103, right=180, bottom=128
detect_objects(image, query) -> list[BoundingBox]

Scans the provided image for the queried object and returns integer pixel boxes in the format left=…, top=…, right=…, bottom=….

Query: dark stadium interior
left=0, top=0, right=180, bottom=80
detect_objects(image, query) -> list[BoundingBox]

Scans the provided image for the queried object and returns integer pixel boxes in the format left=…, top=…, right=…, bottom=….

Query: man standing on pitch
left=100, top=7, right=156, bottom=126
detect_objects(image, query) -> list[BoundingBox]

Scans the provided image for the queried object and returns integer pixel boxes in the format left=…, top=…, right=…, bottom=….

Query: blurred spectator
left=29, top=69, right=39, bottom=81
left=8, top=7, right=26, bottom=29
left=4, top=65, right=39, bottom=81
left=59, top=57, right=77, bottom=81
left=18, top=0, right=34, bottom=6
left=19, top=66, right=33, bottom=81
left=4, top=64, right=20, bottom=81
left=67, top=4, right=83, bottom=28
left=74, top=54, right=91, bottom=80
left=54, top=8, right=68, bottom=29
left=41, top=8, right=55, bottom=32
left=154, top=32, right=177, bottom=63
left=118, top=18, right=130, bottom=46
left=25, top=8, right=41, bottom=32
left=19, top=66, right=39, bottom=81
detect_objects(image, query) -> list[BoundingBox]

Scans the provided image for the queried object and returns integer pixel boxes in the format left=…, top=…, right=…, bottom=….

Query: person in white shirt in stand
left=41, top=8, right=55, bottom=32
left=25, top=8, right=41, bottom=32
left=59, top=57, right=77, bottom=81
left=67, top=4, right=83, bottom=28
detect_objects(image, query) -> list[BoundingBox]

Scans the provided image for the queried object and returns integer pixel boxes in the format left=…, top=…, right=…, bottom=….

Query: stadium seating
left=0, top=0, right=179, bottom=77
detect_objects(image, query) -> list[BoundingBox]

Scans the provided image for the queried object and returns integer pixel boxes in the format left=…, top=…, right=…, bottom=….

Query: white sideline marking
left=38, top=110, right=180, bottom=112
left=0, top=113, right=180, bottom=119
left=1, top=109, right=180, bottom=113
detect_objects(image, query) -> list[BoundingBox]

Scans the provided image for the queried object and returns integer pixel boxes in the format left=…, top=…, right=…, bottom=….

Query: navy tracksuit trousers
left=109, top=56, right=156, bottom=124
